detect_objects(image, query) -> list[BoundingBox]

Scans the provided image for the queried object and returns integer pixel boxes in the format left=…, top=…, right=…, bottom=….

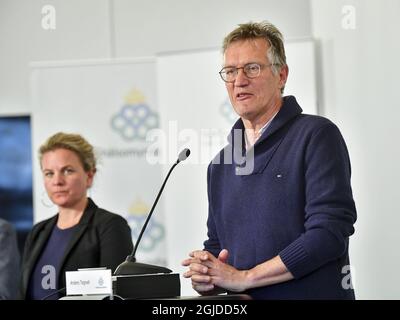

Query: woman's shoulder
left=89, top=206, right=131, bottom=237
left=24, top=215, right=57, bottom=247
left=89, top=200, right=129, bottom=226
left=95, top=207, right=127, bottom=222
left=31, top=215, right=57, bottom=232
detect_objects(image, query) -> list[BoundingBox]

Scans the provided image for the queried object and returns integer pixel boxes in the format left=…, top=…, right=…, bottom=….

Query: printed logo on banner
left=111, top=89, right=158, bottom=141
left=220, top=98, right=237, bottom=123
left=127, top=198, right=165, bottom=252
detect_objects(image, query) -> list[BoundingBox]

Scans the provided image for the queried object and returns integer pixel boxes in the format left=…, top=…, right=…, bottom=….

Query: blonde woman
left=20, top=132, right=133, bottom=300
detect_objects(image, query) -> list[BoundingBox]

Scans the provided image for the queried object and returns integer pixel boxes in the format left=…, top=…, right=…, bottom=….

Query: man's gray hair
left=222, top=21, right=287, bottom=82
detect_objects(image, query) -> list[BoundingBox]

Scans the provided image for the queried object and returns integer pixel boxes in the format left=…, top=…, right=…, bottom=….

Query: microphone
left=114, top=148, right=191, bottom=276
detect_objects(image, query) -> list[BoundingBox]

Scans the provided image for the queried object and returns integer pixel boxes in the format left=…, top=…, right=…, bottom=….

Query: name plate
left=65, top=268, right=112, bottom=296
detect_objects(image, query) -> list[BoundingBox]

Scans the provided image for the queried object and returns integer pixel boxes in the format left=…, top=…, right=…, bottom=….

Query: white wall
left=311, top=0, right=400, bottom=299
left=112, top=0, right=311, bottom=57
left=0, top=0, right=311, bottom=115
left=0, top=0, right=112, bottom=115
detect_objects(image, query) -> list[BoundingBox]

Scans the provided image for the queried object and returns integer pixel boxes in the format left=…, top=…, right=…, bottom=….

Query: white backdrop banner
left=30, top=58, right=166, bottom=267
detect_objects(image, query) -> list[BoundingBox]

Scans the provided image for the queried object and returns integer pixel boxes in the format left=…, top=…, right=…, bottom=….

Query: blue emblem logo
left=111, top=89, right=158, bottom=141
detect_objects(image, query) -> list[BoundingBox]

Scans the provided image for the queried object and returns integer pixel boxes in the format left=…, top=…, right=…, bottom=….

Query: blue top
left=204, top=96, right=357, bottom=299
left=26, top=224, right=77, bottom=300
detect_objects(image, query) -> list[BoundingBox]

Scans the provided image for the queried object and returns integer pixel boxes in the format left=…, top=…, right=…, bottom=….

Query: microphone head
left=177, top=148, right=190, bottom=163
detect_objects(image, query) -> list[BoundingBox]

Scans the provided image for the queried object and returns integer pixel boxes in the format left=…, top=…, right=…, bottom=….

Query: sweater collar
left=256, top=95, right=303, bottom=144
left=228, top=95, right=302, bottom=147
left=227, top=96, right=303, bottom=170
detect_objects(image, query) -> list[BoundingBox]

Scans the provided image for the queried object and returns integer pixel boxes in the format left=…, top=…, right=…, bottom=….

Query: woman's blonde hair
left=39, top=132, right=96, bottom=172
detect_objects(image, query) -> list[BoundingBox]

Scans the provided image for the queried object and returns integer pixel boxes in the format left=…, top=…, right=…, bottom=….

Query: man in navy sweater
left=182, top=21, right=357, bottom=299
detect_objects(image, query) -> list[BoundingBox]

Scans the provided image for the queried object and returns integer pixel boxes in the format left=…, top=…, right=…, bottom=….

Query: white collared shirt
left=244, top=111, right=279, bottom=150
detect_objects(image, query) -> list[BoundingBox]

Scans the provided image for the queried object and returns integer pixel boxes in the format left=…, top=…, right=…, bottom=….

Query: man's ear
left=279, top=64, right=289, bottom=90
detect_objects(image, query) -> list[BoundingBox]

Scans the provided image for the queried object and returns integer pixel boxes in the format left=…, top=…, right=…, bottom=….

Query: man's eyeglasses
left=219, top=63, right=275, bottom=83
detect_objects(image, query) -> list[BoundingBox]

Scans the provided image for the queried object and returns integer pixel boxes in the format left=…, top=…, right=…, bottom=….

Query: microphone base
left=114, top=273, right=180, bottom=299
left=114, top=260, right=173, bottom=276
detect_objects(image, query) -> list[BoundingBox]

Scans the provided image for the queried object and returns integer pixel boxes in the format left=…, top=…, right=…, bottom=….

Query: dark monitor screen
left=0, top=115, right=34, bottom=254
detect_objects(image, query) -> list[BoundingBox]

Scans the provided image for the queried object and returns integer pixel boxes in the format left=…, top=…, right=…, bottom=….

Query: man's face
left=223, top=38, right=288, bottom=123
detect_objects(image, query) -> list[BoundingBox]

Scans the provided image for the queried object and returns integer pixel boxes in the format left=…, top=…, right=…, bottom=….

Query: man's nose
left=234, top=68, right=249, bottom=86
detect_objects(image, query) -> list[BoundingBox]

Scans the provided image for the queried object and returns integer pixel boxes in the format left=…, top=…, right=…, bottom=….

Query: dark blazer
left=20, top=198, right=133, bottom=299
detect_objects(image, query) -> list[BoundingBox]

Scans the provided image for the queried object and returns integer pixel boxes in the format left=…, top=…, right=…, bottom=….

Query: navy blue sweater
left=204, top=96, right=357, bottom=299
